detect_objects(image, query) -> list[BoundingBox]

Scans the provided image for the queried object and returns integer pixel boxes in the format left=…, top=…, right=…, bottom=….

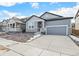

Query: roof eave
left=40, top=12, right=63, bottom=18
left=45, top=17, right=73, bottom=21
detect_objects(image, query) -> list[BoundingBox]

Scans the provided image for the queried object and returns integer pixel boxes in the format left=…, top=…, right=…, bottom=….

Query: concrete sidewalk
left=0, top=35, right=79, bottom=56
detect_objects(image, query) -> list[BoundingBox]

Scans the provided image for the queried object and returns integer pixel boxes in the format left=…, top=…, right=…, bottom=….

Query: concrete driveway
left=26, top=35, right=79, bottom=56
left=0, top=35, right=79, bottom=56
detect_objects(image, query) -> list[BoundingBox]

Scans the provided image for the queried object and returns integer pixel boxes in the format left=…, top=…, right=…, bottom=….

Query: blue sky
left=0, top=2, right=78, bottom=21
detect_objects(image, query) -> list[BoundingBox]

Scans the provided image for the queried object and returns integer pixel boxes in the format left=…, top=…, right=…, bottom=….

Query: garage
left=46, top=25, right=68, bottom=35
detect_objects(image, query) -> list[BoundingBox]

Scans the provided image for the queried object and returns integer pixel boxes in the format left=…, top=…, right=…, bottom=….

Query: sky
left=0, top=2, right=79, bottom=21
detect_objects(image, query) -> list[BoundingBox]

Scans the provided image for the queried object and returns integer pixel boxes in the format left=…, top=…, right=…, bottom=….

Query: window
left=13, top=23, right=15, bottom=28
left=29, top=26, right=34, bottom=28
left=32, top=26, right=34, bottom=28
left=10, top=24, right=12, bottom=28
left=29, top=26, right=31, bottom=28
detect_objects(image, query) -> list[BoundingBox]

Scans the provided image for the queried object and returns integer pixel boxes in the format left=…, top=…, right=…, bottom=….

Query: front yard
left=0, top=35, right=79, bottom=56
left=0, top=32, right=34, bottom=43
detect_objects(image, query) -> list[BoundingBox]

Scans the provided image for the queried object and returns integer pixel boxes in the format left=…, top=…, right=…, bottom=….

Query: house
left=2, top=17, right=27, bottom=32
left=26, top=15, right=45, bottom=32
left=0, top=22, right=3, bottom=32
left=26, top=12, right=73, bottom=35
left=75, top=10, right=79, bottom=30
left=2, top=20, right=9, bottom=32
left=40, top=12, right=73, bottom=35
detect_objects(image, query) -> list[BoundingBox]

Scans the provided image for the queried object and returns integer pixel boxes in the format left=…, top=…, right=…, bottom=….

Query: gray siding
left=41, top=13, right=62, bottom=20
left=45, top=19, right=71, bottom=27
left=45, top=19, right=72, bottom=35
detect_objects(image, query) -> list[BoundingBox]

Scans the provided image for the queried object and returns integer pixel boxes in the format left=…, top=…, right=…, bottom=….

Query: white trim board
left=46, top=25, right=68, bottom=35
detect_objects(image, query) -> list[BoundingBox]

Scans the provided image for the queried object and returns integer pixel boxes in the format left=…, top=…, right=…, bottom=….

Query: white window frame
left=46, top=25, right=68, bottom=35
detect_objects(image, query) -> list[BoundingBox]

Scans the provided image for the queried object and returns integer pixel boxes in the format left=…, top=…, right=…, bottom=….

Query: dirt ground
left=0, top=33, right=34, bottom=43
left=72, top=28, right=79, bottom=38
left=0, top=45, right=9, bottom=53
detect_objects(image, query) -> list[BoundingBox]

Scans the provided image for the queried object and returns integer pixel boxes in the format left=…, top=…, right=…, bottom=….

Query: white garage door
left=46, top=25, right=68, bottom=35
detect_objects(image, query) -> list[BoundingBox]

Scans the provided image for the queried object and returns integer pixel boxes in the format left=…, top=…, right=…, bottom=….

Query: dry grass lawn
left=72, top=29, right=79, bottom=36
left=0, top=33, right=34, bottom=43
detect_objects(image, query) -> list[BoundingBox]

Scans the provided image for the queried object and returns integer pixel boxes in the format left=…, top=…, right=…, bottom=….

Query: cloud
left=2, top=10, right=20, bottom=17
left=30, top=2, right=39, bottom=9
left=0, top=2, right=40, bottom=7
left=49, top=3, right=79, bottom=17
left=0, top=1, right=25, bottom=7
left=49, top=3, right=79, bottom=23
left=50, top=2, right=58, bottom=5
left=0, top=10, right=21, bottom=21
left=0, top=2, right=17, bottom=7
left=16, top=16, right=28, bottom=19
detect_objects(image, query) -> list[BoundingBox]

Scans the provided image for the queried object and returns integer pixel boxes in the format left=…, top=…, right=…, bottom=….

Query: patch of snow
left=70, top=35, right=79, bottom=41
left=27, top=33, right=41, bottom=42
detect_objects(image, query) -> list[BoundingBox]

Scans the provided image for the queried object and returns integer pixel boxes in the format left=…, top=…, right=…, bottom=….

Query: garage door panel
left=47, top=26, right=67, bottom=35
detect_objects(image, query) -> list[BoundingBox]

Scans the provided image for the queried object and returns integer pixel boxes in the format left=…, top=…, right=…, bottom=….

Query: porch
left=7, top=22, right=23, bottom=32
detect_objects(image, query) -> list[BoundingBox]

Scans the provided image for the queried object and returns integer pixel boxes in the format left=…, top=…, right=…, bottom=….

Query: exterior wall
left=7, top=19, right=22, bottom=32
left=2, top=20, right=8, bottom=32
left=75, top=17, right=79, bottom=30
left=41, top=13, right=61, bottom=20
left=8, top=19, right=15, bottom=24
left=0, top=22, right=3, bottom=32
left=26, top=17, right=44, bottom=32
left=45, top=19, right=72, bottom=35
left=45, top=19, right=71, bottom=27
left=7, top=27, right=22, bottom=32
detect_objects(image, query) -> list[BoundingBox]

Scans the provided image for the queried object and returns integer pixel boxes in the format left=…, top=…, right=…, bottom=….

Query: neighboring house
left=0, top=22, right=3, bottom=32
left=26, top=15, right=45, bottom=32
left=2, top=17, right=27, bottom=32
left=2, top=20, right=9, bottom=32
left=7, top=17, right=26, bottom=32
left=75, top=10, right=79, bottom=30
left=26, top=12, right=73, bottom=35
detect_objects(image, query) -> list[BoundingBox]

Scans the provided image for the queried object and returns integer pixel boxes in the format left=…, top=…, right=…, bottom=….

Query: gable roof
left=39, top=12, right=73, bottom=21
left=14, top=19, right=23, bottom=23
left=26, top=15, right=73, bottom=22
left=20, top=17, right=29, bottom=23
left=2, top=19, right=9, bottom=23
left=40, top=12, right=63, bottom=18
left=26, top=15, right=45, bottom=22
left=9, top=17, right=24, bottom=23
left=45, top=17, right=73, bottom=21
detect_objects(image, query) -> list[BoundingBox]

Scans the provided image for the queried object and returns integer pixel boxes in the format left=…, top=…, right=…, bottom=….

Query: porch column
left=8, top=23, right=11, bottom=32
left=42, top=21, right=45, bottom=33
left=42, top=21, right=44, bottom=28
left=15, top=23, right=17, bottom=28
left=15, top=23, right=17, bottom=31
left=8, top=24, right=10, bottom=31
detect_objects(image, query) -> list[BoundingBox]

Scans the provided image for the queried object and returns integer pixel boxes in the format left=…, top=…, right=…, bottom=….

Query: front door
left=37, top=21, right=42, bottom=32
